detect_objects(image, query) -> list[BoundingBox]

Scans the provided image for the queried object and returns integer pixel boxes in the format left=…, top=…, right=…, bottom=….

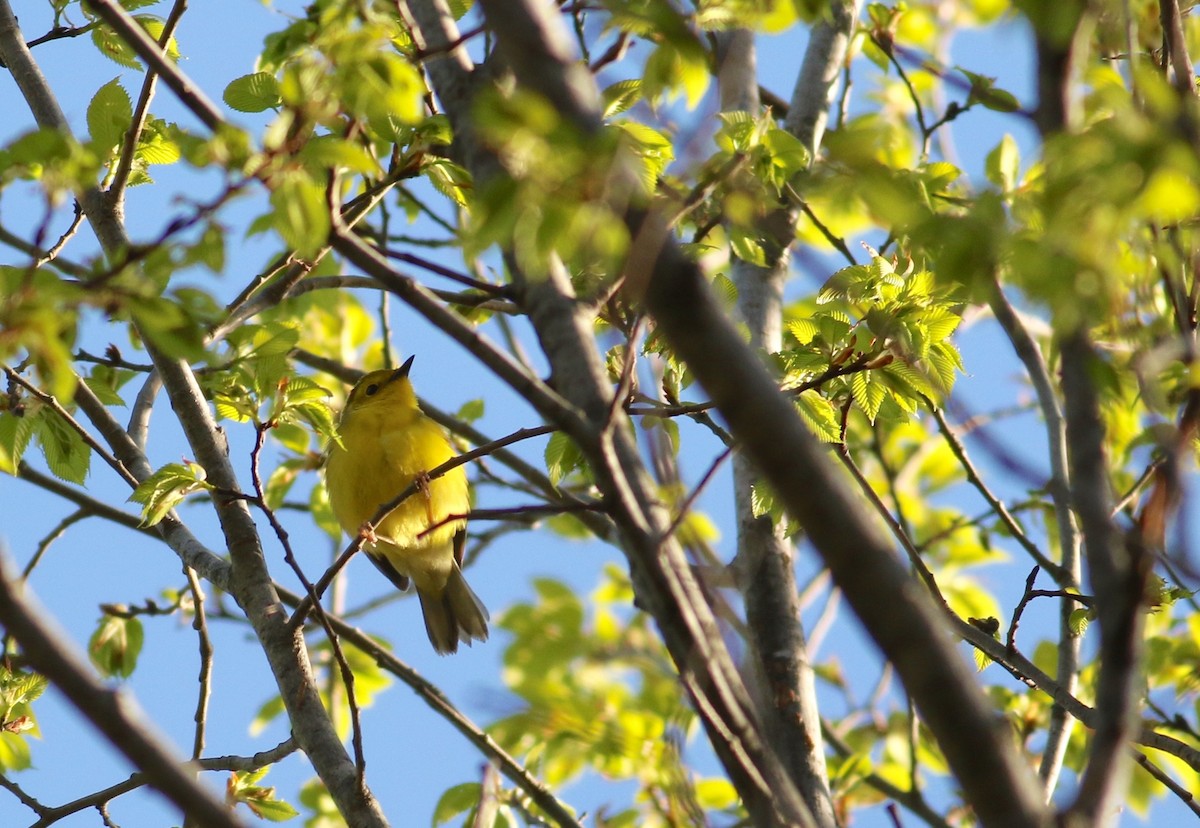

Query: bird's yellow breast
left=325, top=398, right=469, bottom=555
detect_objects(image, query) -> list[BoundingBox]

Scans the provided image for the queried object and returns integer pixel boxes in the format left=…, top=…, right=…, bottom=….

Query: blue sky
left=1, top=2, right=1186, bottom=826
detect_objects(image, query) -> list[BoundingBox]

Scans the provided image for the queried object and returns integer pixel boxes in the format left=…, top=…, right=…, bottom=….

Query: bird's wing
left=365, top=544, right=411, bottom=591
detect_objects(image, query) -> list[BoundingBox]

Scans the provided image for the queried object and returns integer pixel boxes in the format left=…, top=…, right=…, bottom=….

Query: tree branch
left=0, top=552, right=247, bottom=828
left=6, top=4, right=389, bottom=823
left=715, top=24, right=836, bottom=827
left=1060, top=332, right=1148, bottom=823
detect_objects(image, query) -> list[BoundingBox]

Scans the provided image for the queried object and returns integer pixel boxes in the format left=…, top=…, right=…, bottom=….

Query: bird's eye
left=364, top=383, right=380, bottom=396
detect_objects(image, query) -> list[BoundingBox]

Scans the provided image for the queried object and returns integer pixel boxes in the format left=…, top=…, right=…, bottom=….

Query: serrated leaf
left=927, top=341, right=963, bottom=393
left=849, top=370, right=886, bottom=423
left=787, top=317, right=820, bottom=345
left=603, top=79, right=642, bottom=118
left=973, top=646, right=993, bottom=671
left=424, top=157, right=472, bottom=207
left=1068, top=607, right=1092, bottom=636
left=711, top=272, right=738, bottom=309
left=92, top=24, right=141, bottom=69
left=545, top=431, right=583, bottom=486
left=87, top=78, right=132, bottom=153
left=136, top=119, right=181, bottom=165
left=128, top=461, right=211, bottom=526
left=223, top=72, right=282, bottom=113
left=35, top=413, right=90, bottom=484
left=0, top=412, right=36, bottom=475
left=795, top=389, right=841, bottom=442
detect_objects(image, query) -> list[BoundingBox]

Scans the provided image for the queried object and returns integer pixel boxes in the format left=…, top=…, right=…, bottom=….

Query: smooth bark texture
left=716, top=26, right=836, bottom=828
left=785, top=0, right=861, bottom=154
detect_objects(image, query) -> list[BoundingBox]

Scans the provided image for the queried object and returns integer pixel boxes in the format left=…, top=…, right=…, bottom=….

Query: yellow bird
left=324, top=355, right=488, bottom=654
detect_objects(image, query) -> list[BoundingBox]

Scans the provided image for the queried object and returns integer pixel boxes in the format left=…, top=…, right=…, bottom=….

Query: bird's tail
left=418, top=563, right=489, bottom=655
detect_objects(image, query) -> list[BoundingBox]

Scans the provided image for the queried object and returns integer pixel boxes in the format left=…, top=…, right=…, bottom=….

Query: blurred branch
left=988, top=274, right=1083, bottom=798
left=1060, top=332, right=1148, bottom=822
left=926, top=400, right=1068, bottom=581
left=0, top=552, right=247, bottom=828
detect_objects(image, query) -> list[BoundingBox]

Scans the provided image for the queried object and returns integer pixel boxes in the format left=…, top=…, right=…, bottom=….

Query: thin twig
left=926, top=400, right=1070, bottom=582
left=184, top=565, right=212, bottom=762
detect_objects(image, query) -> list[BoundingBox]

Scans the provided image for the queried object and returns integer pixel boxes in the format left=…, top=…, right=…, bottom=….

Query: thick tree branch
left=455, top=1, right=1050, bottom=823
left=715, top=22, right=838, bottom=825
left=413, top=2, right=816, bottom=824
left=785, top=0, right=862, bottom=156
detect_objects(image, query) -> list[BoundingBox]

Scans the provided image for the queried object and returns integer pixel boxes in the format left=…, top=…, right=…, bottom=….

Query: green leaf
left=35, top=412, right=90, bottom=484
left=545, top=431, right=584, bottom=485
left=298, top=135, right=379, bottom=174
left=763, top=125, right=811, bottom=180
left=136, top=118, right=181, bottom=165
left=433, top=782, right=481, bottom=825
left=0, top=411, right=36, bottom=475
left=88, top=615, right=144, bottom=679
left=1068, top=606, right=1092, bottom=636
left=849, top=370, right=887, bottom=423
left=249, top=694, right=286, bottom=737
left=961, top=68, right=1021, bottom=113
left=424, top=157, right=473, bottom=207
left=270, top=172, right=330, bottom=258
left=0, top=733, right=32, bottom=772
left=0, top=666, right=47, bottom=722
left=228, top=768, right=300, bottom=822
left=128, top=461, right=211, bottom=526
left=223, top=72, right=282, bottom=113
left=986, top=134, right=1020, bottom=192
left=87, top=78, right=132, bottom=153
left=695, top=778, right=738, bottom=810
left=457, top=398, right=485, bottom=423
left=603, top=79, right=643, bottom=118
left=795, top=389, right=841, bottom=442
left=711, top=272, right=738, bottom=309
left=85, top=365, right=135, bottom=407
left=730, top=228, right=767, bottom=267
left=92, top=24, right=141, bottom=69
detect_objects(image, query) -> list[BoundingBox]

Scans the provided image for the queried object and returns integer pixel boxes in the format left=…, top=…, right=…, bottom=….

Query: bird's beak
left=387, top=355, right=415, bottom=386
